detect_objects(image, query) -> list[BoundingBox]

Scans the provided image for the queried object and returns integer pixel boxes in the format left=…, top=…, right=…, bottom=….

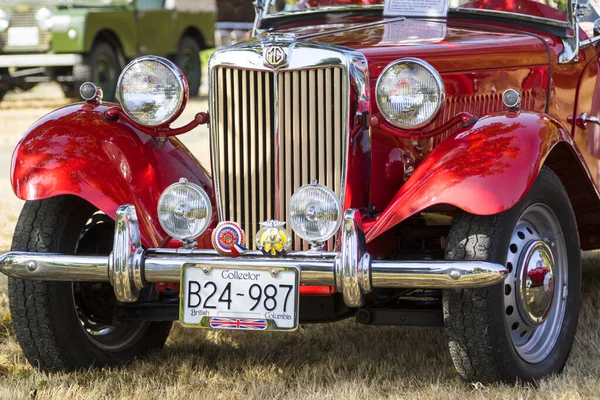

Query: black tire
left=69, top=41, right=122, bottom=102
left=443, top=166, right=581, bottom=383
left=175, top=36, right=201, bottom=97
left=0, top=67, right=9, bottom=101
left=8, top=196, right=172, bottom=372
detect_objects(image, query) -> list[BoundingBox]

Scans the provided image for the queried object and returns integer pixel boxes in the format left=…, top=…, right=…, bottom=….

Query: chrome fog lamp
left=0, top=10, right=9, bottom=32
left=288, top=183, right=342, bottom=245
left=157, top=178, right=212, bottom=242
left=376, top=58, right=444, bottom=130
left=116, top=56, right=187, bottom=127
left=35, top=7, right=54, bottom=31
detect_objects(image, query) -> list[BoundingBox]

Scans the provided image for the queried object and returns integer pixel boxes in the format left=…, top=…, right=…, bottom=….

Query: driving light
left=116, top=56, right=187, bottom=127
left=288, top=183, right=342, bottom=244
left=376, top=58, right=444, bottom=130
left=157, top=179, right=212, bottom=241
left=0, top=10, right=9, bottom=32
left=35, top=7, right=54, bottom=31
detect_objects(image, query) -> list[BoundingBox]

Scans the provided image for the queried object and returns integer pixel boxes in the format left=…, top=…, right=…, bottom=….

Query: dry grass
left=3, top=273, right=600, bottom=399
left=2, top=85, right=600, bottom=399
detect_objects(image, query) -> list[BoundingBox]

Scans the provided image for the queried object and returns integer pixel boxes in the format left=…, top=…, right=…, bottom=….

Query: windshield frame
left=257, top=3, right=573, bottom=32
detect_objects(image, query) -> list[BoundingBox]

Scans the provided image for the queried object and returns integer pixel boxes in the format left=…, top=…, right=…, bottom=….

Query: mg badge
left=256, top=220, right=292, bottom=257
left=263, top=45, right=288, bottom=69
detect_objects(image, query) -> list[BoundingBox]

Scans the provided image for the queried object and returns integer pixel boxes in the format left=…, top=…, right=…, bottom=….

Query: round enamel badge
left=212, top=222, right=246, bottom=256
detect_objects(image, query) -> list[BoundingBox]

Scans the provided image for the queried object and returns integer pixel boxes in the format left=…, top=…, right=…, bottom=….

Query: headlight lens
left=288, top=184, right=342, bottom=243
left=116, top=56, right=187, bottom=127
left=0, top=10, right=9, bottom=32
left=157, top=180, right=212, bottom=241
left=35, top=7, right=54, bottom=31
left=376, top=58, right=444, bottom=130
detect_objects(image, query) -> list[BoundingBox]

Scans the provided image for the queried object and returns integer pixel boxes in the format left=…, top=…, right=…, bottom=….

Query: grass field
left=2, top=86, right=600, bottom=399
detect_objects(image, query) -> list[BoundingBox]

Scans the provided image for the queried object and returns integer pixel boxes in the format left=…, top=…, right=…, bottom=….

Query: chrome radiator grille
left=212, top=66, right=347, bottom=250
left=0, top=10, right=51, bottom=52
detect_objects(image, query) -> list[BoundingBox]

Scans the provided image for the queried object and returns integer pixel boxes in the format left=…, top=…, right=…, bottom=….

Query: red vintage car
left=1, top=0, right=598, bottom=384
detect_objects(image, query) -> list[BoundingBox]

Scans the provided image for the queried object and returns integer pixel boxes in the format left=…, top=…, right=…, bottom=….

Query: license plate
left=180, top=265, right=299, bottom=331
left=7, top=27, right=39, bottom=47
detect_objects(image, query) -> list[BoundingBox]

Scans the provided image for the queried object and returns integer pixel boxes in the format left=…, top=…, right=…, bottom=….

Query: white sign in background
left=384, top=0, right=449, bottom=17
left=382, top=20, right=447, bottom=45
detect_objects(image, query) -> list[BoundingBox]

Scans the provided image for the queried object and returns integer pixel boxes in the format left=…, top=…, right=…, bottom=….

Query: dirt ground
left=2, top=84, right=600, bottom=399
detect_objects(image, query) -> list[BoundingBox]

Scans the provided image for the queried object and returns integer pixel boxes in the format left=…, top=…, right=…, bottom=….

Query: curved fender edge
left=365, top=111, right=591, bottom=243
left=11, top=103, right=215, bottom=248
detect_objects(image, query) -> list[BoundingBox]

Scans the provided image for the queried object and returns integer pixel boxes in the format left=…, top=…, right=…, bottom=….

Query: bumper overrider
left=0, top=205, right=508, bottom=308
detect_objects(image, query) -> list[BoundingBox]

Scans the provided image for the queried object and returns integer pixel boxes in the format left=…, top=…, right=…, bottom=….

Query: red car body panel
left=10, top=103, right=215, bottom=249
left=363, top=111, right=580, bottom=242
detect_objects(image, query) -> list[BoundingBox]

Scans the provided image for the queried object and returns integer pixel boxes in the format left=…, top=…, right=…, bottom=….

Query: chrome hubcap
left=517, top=241, right=555, bottom=326
left=504, top=204, right=567, bottom=363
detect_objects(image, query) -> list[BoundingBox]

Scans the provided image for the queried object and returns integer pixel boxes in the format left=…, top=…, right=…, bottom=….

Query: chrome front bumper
left=0, top=205, right=508, bottom=308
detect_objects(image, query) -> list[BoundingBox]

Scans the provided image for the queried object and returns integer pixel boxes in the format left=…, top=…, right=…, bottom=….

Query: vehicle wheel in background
left=443, top=166, right=581, bottom=383
left=8, top=196, right=172, bottom=372
left=61, top=82, right=79, bottom=99
left=0, top=67, right=9, bottom=101
left=176, top=36, right=201, bottom=97
left=66, top=41, right=122, bottom=101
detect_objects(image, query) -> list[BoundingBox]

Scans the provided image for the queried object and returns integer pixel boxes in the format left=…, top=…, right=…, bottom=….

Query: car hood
left=280, top=17, right=550, bottom=73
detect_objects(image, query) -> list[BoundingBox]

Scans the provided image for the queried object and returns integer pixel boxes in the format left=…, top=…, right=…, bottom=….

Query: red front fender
left=11, top=103, right=214, bottom=248
left=365, top=111, right=579, bottom=242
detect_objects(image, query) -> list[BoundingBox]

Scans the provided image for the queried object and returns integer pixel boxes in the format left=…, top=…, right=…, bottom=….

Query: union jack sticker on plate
left=209, top=317, right=268, bottom=330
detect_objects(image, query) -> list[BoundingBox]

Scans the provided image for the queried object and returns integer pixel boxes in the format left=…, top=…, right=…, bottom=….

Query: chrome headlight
left=35, top=7, right=54, bottom=31
left=376, top=58, right=444, bottom=130
left=116, top=56, right=187, bottom=127
left=0, top=10, right=9, bottom=32
left=288, top=183, right=342, bottom=244
left=157, top=179, right=212, bottom=241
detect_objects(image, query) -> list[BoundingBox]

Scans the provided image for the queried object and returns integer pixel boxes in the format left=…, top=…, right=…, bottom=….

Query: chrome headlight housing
left=288, top=183, right=342, bottom=244
left=157, top=179, right=212, bottom=241
left=0, top=10, right=9, bottom=32
left=35, top=7, right=54, bottom=31
left=376, top=58, right=444, bottom=130
left=116, top=56, right=187, bottom=127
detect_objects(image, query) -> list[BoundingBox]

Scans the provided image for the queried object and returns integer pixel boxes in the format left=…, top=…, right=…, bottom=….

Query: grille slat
left=213, top=66, right=346, bottom=250
left=318, top=70, right=326, bottom=192
left=257, top=72, right=266, bottom=227
left=309, top=70, right=317, bottom=189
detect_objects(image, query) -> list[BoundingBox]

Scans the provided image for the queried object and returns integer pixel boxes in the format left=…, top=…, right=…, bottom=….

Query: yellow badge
left=256, top=220, right=292, bottom=257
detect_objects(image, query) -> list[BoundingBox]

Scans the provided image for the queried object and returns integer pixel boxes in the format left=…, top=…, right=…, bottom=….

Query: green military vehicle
left=0, top=0, right=215, bottom=101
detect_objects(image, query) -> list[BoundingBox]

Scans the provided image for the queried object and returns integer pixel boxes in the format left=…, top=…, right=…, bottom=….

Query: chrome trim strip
left=580, top=36, right=600, bottom=46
